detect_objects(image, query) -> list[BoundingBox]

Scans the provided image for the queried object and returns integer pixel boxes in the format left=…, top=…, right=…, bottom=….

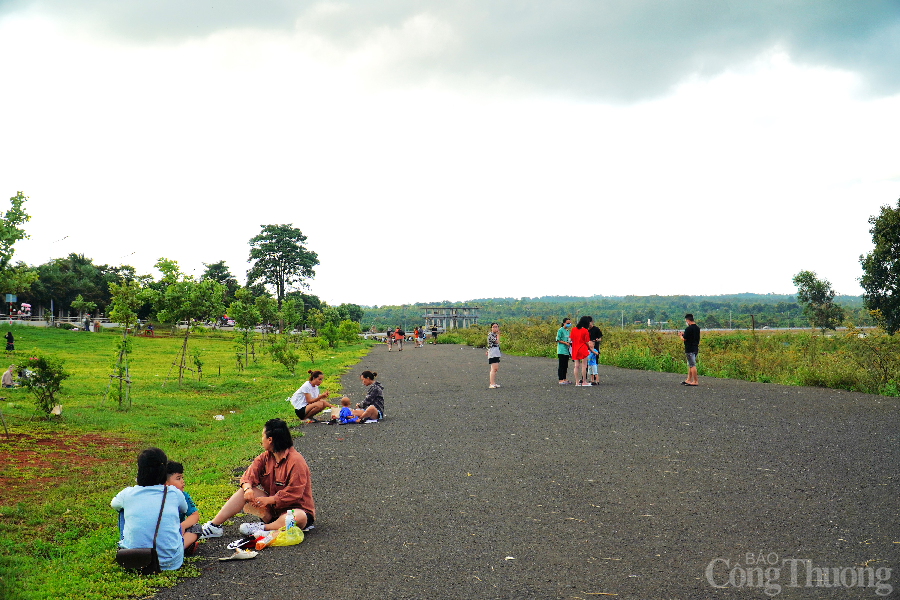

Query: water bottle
left=285, top=509, right=295, bottom=530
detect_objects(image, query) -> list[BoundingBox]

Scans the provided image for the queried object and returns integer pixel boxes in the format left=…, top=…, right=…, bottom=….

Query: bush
left=22, top=352, right=70, bottom=417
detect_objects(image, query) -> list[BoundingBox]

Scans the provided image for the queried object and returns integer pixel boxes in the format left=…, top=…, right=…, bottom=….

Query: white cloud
left=0, top=10, right=898, bottom=306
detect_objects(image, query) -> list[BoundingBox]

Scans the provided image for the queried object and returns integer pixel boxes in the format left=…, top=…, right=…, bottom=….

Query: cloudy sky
left=1, top=1, right=898, bottom=306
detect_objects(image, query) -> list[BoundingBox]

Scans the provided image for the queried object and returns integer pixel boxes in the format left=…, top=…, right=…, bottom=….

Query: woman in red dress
left=569, top=316, right=593, bottom=386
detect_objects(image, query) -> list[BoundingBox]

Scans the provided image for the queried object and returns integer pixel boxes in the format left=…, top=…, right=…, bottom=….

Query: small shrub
left=268, top=335, right=300, bottom=375
left=22, top=352, right=70, bottom=417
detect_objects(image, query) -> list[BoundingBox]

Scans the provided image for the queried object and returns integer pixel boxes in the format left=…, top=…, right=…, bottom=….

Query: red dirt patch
left=0, top=432, right=138, bottom=505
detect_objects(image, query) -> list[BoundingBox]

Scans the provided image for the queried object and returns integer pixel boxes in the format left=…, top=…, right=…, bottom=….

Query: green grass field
left=0, top=325, right=373, bottom=600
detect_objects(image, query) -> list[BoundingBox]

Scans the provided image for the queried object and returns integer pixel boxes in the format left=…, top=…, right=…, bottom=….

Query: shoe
left=227, top=536, right=257, bottom=550
left=558, top=381, right=571, bottom=385
left=364, top=419, right=378, bottom=423
left=239, top=522, right=267, bottom=535
left=489, top=384, right=498, bottom=389
left=199, top=521, right=224, bottom=539
left=302, top=524, right=315, bottom=532
left=185, top=540, right=198, bottom=556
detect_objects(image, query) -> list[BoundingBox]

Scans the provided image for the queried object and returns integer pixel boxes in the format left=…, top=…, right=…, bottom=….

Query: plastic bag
left=269, top=525, right=304, bottom=547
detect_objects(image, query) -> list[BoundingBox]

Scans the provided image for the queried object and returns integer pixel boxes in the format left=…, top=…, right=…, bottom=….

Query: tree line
left=0, top=199, right=363, bottom=330
left=361, top=196, right=900, bottom=334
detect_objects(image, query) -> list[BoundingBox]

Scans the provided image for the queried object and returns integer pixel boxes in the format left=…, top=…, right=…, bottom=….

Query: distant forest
left=361, top=294, right=871, bottom=330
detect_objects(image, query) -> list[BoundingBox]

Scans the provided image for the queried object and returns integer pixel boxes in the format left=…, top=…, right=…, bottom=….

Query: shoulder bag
left=115, top=485, right=167, bottom=574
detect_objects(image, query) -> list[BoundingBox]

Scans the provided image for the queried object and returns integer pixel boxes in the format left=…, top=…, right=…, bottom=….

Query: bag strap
left=151, top=485, right=168, bottom=551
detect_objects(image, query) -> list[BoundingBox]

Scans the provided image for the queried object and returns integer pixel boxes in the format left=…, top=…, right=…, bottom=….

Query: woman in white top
left=290, top=370, right=335, bottom=422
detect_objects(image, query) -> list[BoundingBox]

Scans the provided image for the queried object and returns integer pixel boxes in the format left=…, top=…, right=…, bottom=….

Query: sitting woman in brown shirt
left=198, top=418, right=315, bottom=538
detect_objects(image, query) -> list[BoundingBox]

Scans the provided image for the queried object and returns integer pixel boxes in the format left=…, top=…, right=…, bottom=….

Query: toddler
left=337, top=397, right=359, bottom=424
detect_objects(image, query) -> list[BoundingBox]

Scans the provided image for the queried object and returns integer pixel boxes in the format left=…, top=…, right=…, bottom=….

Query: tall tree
left=859, top=198, right=900, bottom=334
left=246, top=224, right=319, bottom=308
left=792, top=270, right=845, bottom=333
left=202, top=260, right=239, bottom=306
left=0, top=191, right=37, bottom=294
left=337, top=303, right=364, bottom=323
left=21, top=253, right=133, bottom=316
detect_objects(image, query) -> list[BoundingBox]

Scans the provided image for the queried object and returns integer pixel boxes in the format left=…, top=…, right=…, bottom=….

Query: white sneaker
left=199, top=521, right=224, bottom=539
left=239, top=522, right=267, bottom=535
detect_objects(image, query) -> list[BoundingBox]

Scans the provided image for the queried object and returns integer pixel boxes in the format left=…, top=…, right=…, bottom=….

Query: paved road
left=156, top=344, right=899, bottom=599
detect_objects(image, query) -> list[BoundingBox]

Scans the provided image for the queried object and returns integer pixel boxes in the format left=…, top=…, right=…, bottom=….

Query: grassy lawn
left=0, top=325, right=373, bottom=600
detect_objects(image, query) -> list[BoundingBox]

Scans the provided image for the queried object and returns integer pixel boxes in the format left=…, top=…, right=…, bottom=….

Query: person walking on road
left=487, top=323, right=501, bottom=388
left=679, top=314, right=701, bottom=386
left=556, top=318, right=572, bottom=384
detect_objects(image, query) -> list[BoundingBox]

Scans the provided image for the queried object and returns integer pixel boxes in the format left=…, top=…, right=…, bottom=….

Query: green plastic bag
left=269, top=525, right=304, bottom=547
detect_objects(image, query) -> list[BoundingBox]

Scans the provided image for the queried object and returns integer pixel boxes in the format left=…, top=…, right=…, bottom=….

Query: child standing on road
left=166, top=461, right=202, bottom=555
left=586, top=340, right=600, bottom=386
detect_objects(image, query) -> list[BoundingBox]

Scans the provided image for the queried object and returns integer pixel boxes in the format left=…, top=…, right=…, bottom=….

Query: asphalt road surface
left=154, top=343, right=899, bottom=600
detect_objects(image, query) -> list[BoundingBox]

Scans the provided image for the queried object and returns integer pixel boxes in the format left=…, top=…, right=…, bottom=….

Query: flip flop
left=219, top=549, right=258, bottom=561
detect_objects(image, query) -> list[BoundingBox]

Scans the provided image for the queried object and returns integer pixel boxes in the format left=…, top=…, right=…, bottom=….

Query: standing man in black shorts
left=431, top=325, right=438, bottom=344
left=678, top=314, right=700, bottom=386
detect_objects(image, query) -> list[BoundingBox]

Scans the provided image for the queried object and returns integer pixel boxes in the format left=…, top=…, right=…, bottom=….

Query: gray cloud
left=4, top=0, right=899, bottom=100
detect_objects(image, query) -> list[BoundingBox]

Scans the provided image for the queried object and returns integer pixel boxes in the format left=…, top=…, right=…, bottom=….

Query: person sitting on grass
left=1, top=364, right=15, bottom=388
left=289, top=370, right=336, bottom=423
left=337, top=397, right=360, bottom=424
left=199, top=419, right=315, bottom=538
left=112, top=447, right=188, bottom=571
left=348, top=370, right=384, bottom=422
left=166, top=461, right=201, bottom=555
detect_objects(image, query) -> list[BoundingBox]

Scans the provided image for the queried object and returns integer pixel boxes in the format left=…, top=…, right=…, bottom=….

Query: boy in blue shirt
left=166, top=461, right=201, bottom=555
left=586, top=340, right=600, bottom=386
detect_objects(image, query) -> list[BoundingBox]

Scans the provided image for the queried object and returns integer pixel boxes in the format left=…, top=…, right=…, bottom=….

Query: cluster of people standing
left=555, top=314, right=701, bottom=386
left=556, top=317, right=603, bottom=386
left=384, top=325, right=438, bottom=350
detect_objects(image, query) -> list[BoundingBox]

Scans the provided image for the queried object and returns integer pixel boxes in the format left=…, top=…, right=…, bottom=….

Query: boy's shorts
left=588, top=364, right=598, bottom=375
left=185, top=523, right=204, bottom=535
